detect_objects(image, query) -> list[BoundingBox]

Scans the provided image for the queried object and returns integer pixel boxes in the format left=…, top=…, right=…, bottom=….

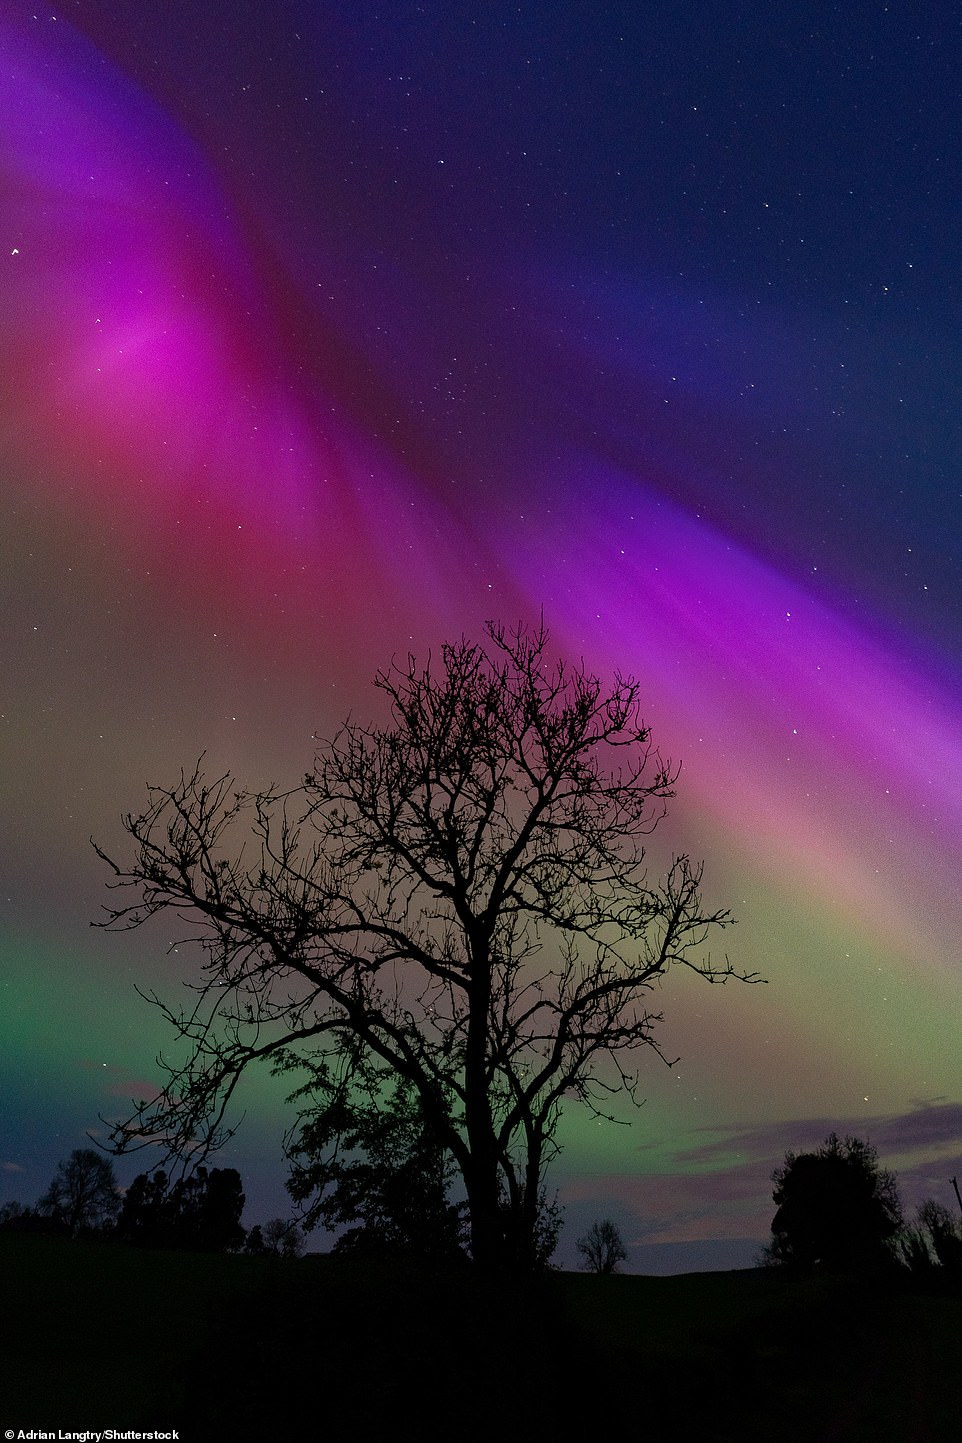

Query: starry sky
left=3, top=1, right=962, bottom=1272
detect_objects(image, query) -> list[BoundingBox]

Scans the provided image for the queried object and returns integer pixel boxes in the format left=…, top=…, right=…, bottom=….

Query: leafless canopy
left=576, top=1218, right=629, bottom=1273
left=95, top=620, right=755, bottom=1269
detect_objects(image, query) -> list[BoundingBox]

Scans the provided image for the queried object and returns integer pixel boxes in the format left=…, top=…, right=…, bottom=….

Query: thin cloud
left=669, top=1100, right=962, bottom=1172
left=563, top=1101, right=962, bottom=1247
left=79, top=1059, right=163, bottom=1103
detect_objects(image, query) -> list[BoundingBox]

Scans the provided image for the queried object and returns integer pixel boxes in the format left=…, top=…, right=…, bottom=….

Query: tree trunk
left=463, top=1156, right=505, bottom=1271
left=463, top=933, right=507, bottom=1270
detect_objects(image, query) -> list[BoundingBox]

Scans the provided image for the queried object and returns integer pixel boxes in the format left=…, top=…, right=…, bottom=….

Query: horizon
left=3, top=2, right=961, bottom=1275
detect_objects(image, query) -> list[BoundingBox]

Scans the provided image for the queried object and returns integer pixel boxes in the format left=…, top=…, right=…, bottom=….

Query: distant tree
left=919, top=1199, right=962, bottom=1271
left=116, top=1165, right=245, bottom=1252
left=576, top=1218, right=628, bottom=1273
left=764, top=1133, right=903, bottom=1272
left=115, top=1168, right=172, bottom=1247
left=193, top=1165, right=246, bottom=1252
left=901, top=1198, right=962, bottom=1276
left=96, top=621, right=755, bottom=1272
left=244, top=1223, right=266, bottom=1256
left=38, top=1149, right=121, bottom=1237
left=0, top=1200, right=48, bottom=1233
left=260, top=1217, right=305, bottom=1257
left=899, top=1221, right=932, bottom=1275
left=0, top=1203, right=66, bottom=1237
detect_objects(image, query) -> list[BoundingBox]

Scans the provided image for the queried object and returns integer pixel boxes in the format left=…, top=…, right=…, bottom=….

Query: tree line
left=0, top=1148, right=302, bottom=1257
left=4, top=1129, right=962, bottom=1284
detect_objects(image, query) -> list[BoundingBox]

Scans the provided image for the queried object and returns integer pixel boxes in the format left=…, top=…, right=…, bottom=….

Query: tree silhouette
left=285, top=1055, right=468, bottom=1261
left=38, top=1148, right=121, bottom=1236
left=576, top=1218, right=628, bottom=1273
left=0, top=1201, right=47, bottom=1234
left=116, top=1165, right=245, bottom=1251
left=260, top=1217, right=306, bottom=1257
left=765, top=1133, right=903, bottom=1272
left=115, top=1168, right=172, bottom=1247
left=193, top=1165, right=246, bottom=1252
left=244, top=1223, right=267, bottom=1255
left=918, top=1199, right=962, bottom=1272
left=902, top=1198, right=962, bottom=1276
left=95, top=621, right=755, bottom=1271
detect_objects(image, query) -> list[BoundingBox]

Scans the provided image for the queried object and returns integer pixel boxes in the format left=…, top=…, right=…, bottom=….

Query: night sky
left=3, top=2, right=962, bottom=1272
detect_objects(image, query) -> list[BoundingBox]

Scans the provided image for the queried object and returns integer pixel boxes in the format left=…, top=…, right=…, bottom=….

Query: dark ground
left=2, top=1234, right=961, bottom=1441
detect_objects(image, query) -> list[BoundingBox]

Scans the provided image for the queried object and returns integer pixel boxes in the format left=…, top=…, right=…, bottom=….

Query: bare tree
left=95, top=621, right=755, bottom=1271
left=576, top=1218, right=629, bottom=1273
left=39, top=1148, right=121, bottom=1236
left=257, top=1217, right=305, bottom=1257
left=902, top=1198, right=962, bottom=1274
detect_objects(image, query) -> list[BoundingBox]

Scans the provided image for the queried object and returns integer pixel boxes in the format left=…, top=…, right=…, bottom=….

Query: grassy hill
left=3, top=1234, right=961, bottom=1440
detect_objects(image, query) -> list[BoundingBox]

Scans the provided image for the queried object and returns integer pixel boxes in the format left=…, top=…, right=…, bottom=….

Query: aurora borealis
left=3, top=2, right=961, bottom=1271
